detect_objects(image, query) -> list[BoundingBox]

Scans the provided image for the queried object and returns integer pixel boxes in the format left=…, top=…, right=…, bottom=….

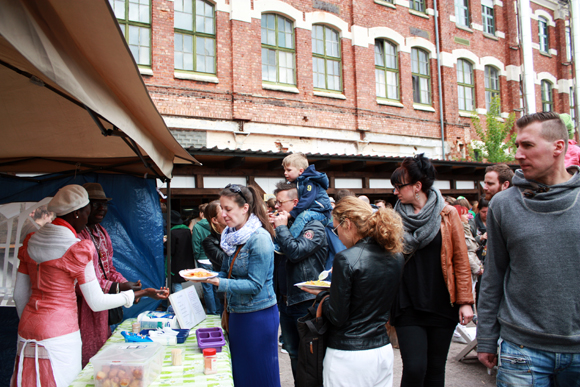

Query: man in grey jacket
left=477, top=112, right=580, bottom=384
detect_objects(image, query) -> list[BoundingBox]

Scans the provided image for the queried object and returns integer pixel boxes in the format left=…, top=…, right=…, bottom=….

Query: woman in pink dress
left=11, top=185, right=168, bottom=387
left=77, top=183, right=143, bottom=367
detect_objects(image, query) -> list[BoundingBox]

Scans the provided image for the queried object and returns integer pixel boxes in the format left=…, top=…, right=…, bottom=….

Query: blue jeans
left=289, top=210, right=330, bottom=239
left=279, top=299, right=312, bottom=386
left=498, top=339, right=580, bottom=387
left=172, top=282, right=183, bottom=293
left=199, top=263, right=221, bottom=315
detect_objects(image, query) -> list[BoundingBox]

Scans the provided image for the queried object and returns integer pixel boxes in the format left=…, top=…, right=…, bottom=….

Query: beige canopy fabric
left=0, top=0, right=199, bottom=179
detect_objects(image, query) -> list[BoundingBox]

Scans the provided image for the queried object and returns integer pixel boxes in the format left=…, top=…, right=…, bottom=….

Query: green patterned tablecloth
left=70, top=315, right=234, bottom=387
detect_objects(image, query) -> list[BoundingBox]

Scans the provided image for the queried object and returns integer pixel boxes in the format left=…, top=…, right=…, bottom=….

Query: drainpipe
left=518, top=0, right=536, bottom=114
left=433, top=0, right=446, bottom=160
left=570, top=0, right=580, bottom=131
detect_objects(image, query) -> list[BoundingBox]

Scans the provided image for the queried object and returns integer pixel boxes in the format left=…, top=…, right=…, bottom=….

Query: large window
left=410, top=0, right=425, bottom=13
left=566, top=27, right=572, bottom=62
left=174, top=0, right=215, bottom=74
left=457, top=59, right=474, bottom=111
left=485, top=66, right=500, bottom=111
left=375, top=40, right=399, bottom=101
left=455, top=0, right=470, bottom=28
left=541, top=80, right=553, bottom=112
left=571, top=87, right=576, bottom=127
left=411, top=48, right=430, bottom=105
left=312, top=25, right=341, bottom=92
left=261, top=14, right=295, bottom=85
left=538, top=17, right=549, bottom=53
left=109, top=0, right=151, bottom=66
left=482, top=2, right=495, bottom=35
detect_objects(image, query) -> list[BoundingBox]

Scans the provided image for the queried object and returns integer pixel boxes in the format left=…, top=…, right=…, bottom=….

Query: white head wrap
left=48, top=185, right=90, bottom=216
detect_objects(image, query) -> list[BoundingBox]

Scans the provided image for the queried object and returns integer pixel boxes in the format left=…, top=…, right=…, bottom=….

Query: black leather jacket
left=275, top=219, right=328, bottom=306
left=322, top=237, right=404, bottom=351
left=202, top=234, right=227, bottom=272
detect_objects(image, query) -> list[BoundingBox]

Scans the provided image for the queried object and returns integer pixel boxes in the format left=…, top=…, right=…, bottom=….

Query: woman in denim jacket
left=204, top=184, right=280, bottom=387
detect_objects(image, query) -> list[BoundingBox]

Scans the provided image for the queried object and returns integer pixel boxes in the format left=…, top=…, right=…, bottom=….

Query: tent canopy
left=0, top=0, right=199, bottom=179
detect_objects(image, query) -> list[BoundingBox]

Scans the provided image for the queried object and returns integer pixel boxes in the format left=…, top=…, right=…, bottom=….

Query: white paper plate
left=179, top=269, right=218, bottom=281
left=294, top=281, right=331, bottom=290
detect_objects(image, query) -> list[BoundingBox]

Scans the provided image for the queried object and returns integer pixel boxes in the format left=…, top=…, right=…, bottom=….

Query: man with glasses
left=270, top=181, right=328, bottom=385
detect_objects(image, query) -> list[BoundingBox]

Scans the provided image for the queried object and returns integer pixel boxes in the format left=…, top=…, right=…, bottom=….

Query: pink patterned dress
left=77, top=225, right=127, bottom=367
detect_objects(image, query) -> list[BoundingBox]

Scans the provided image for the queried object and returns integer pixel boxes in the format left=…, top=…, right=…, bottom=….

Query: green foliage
left=470, top=96, right=516, bottom=163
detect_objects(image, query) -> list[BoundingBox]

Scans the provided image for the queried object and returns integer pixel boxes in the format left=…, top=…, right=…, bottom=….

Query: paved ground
left=278, top=329, right=496, bottom=386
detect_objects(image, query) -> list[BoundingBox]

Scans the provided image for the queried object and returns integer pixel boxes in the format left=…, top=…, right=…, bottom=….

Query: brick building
left=110, top=0, right=578, bottom=203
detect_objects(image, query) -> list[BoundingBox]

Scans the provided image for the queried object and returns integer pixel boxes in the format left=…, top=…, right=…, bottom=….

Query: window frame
left=541, top=80, right=553, bottom=112
left=571, top=87, right=576, bottom=127
left=261, top=14, right=296, bottom=86
left=409, top=0, right=426, bottom=13
left=455, top=0, right=470, bottom=28
left=538, top=17, right=549, bottom=53
left=566, top=27, right=572, bottom=62
left=411, top=48, right=431, bottom=105
left=173, top=0, right=217, bottom=74
left=111, top=0, right=152, bottom=67
left=312, top=25, right=343, bottom=93
left=375, top=39, right=400, bottom=102
left=482, top=5, right=495, bottom=35
left=484, top=65, right=500, bottom=111
left=457, top=59, right=475, bottom=112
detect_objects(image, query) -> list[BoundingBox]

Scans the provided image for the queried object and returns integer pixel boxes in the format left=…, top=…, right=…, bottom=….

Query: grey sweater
left=477, top=167, right=580, bottom=354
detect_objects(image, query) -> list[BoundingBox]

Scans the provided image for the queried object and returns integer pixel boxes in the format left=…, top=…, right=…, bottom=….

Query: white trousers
left=323, top=344, right=394, bottom=387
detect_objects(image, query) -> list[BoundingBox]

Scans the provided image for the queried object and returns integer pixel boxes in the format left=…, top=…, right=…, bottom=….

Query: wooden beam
left=225, top=157, right=245, bottom=169
left=267, top=159, right=283, bottom=170
left=435, top=165, right=453, bottom=174
left=374, top=162, right=399, bottom=173
left=452, top=166, right=477, bottom=175
left=343, top=161, right=366, bottom=172
left=314, top=159, right=331, bottom=170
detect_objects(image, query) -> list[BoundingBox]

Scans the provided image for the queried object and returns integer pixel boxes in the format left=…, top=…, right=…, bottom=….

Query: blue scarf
left=220, top=214, right=262, bottom=256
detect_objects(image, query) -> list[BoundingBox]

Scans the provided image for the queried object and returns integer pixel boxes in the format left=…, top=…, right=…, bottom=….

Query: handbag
left=296, top=292, right=330, bottom=387
left=221, top=245, right=243, bottom=333
left=89, top=231, right=124, bottom=325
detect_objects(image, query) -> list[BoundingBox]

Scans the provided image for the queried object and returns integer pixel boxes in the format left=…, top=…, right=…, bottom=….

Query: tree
left=470, top=96, right=516, bottom=163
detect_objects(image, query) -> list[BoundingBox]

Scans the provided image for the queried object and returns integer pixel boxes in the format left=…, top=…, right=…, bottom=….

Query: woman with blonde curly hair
left=302, top=196, right=405, bottom=387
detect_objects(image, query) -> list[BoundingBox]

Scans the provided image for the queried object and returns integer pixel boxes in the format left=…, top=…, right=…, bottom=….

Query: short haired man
left=270, top=181, right=328, bottom=385
left=375, top=199, right=386, bottom=209
left=483, top=163, right=514, bottom=201
left=477, top=112, right=580, bottom=384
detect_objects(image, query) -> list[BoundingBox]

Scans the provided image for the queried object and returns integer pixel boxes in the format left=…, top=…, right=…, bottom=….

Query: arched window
left=312, top=25, right=342, bottom=92
left=375, top=40, right=399, bottom=101
left=484, top=66, right=500, bottom=111
left=261, top=14, right=295, bottom=85
left=457, top=59, right=474, bottom=111
left=411, top=48, right=430, bottom=104
left=109, top=0, right=151, bottom=66
left=538, top=17, right=549, bottom=53
left=541, top=80, right=553, bottom=112
left=174, top=0, right=216, bottom=74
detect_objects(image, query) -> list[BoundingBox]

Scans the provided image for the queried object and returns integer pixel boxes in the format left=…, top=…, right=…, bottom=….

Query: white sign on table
left=168, top=285, right=206, bottom=329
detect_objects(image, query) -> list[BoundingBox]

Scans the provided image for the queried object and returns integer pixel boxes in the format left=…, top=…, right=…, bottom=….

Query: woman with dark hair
left=390, top=154, right=474, bottom=387
left=200, top=185, right=280, bottom=387
left=201, top=200, right=227, bottom=315
left=302, top=196, right=405, bottom=386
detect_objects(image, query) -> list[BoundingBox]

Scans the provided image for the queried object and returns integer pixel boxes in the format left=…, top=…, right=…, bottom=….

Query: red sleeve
left=17, top=234, right=33, bottom=275
left=60, top=240, right=95, bottom=285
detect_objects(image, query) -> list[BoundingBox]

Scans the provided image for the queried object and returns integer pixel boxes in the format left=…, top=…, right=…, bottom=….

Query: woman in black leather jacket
left=202, top=200, right=227, bottom=313
left=303, top=196, right=405, bottom=386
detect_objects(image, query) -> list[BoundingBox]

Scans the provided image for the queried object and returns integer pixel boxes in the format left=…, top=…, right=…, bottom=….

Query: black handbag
left=296, top=292, right=330, bottom=387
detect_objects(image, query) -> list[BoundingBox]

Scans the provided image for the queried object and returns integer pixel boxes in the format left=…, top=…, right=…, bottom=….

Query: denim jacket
left=217, top=227, right=277, bottom=313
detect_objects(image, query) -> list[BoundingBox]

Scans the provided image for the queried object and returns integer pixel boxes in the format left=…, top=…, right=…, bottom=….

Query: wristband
left=116, top=282, right=120, bottom=294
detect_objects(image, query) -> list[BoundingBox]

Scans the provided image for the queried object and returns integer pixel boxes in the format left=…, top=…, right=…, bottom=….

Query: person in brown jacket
left=390, top=154, right=474, bottom=387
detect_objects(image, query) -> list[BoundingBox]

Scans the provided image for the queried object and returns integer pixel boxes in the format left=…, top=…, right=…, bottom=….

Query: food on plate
left=304, top=280, right=330, bottom=287
left=192, top=271, right=213, bottom=278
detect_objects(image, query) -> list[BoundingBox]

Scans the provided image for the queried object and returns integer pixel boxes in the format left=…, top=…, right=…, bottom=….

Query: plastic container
left=90, top=342, right=165, bottom=387
left=196, top=327, right=226, bottom=353
left=140, top=329, right=190, bottom=344
left=203, top=348, right=218, bottom=375
left=137, top=311, right=180, bottom=329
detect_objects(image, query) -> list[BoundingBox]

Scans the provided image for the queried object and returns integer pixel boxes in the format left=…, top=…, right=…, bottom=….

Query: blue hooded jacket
left=289, top=165, right=333, bottom=219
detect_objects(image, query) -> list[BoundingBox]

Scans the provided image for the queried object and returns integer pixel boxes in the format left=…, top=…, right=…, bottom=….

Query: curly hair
left=332, top=196, right=404, bottom=254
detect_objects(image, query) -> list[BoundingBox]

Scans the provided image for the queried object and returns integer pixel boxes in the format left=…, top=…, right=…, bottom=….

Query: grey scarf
left=394, top=188, right=446, bottom=256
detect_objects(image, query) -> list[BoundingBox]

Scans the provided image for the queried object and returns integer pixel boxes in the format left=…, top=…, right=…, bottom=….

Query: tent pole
left=166, top=180, right=172, bottom=293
